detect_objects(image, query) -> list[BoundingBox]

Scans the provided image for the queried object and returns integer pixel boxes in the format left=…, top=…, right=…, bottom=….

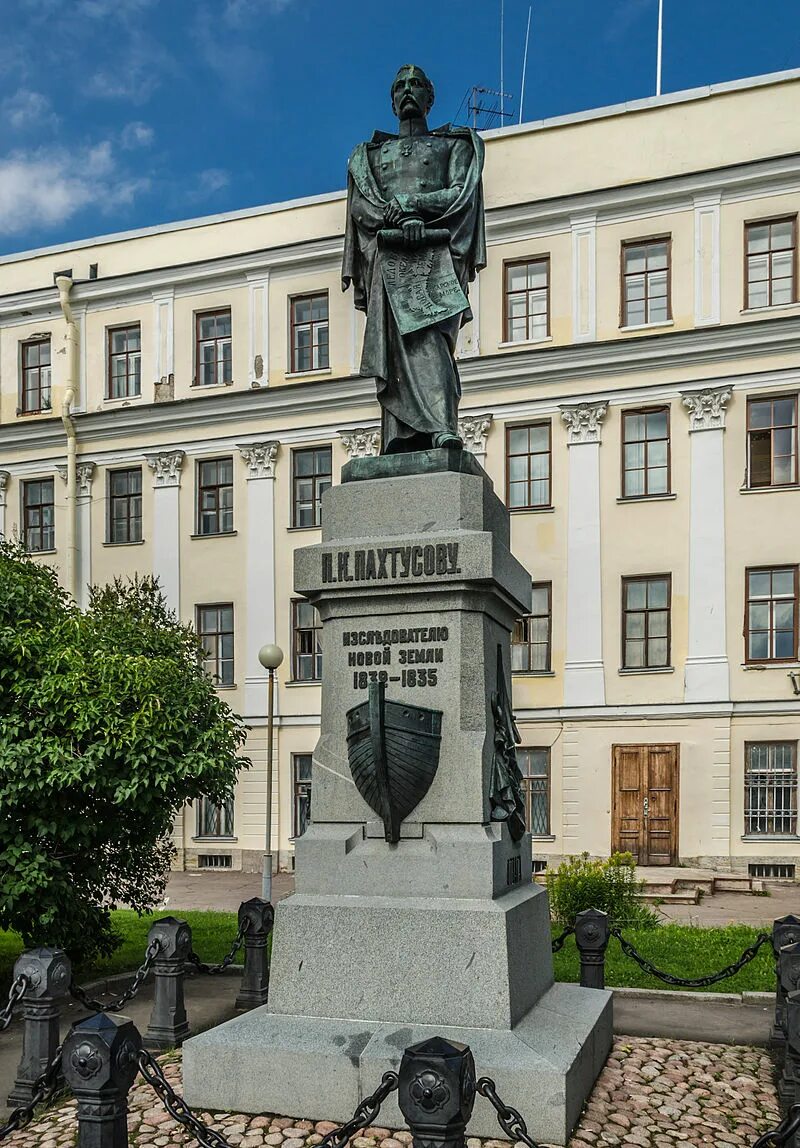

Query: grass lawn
left=1, top=915, right=775, bottom=996
left=0, top=910, right=239, bottom=992
left=552, top=922, right=776, bottom=993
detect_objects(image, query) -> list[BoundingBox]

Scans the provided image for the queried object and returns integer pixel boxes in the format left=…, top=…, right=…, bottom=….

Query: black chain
left=752, top=1104, right=800, bottom=1148
left=69, top=938, right=161, bottom=1012
left=186, top=919, right=248, bottom=975
left=477, top=1076, right=541, bottom=1148
left=0, top=1044, right=63, bottom=1142
left=611, top=928, right=772, bottom=988
left=0, top=974, right=28, bottom=1031
left=551, top=926, right=574, bottom=953
left=315, top=1072, right=400, bottom=1148
left=138, top=1049, right=233, bottom=1148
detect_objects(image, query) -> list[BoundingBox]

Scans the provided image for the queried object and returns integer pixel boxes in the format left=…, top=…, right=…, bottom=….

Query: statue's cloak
left=342, top=125, right=485, bottom=448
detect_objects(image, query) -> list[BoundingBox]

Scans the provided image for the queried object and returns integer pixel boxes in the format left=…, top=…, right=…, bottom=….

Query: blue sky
left=0, top=0, right=798, bottom=257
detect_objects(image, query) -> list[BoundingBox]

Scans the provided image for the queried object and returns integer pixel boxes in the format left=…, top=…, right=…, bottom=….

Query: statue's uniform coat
left=342, top=125, right=486, bottom=453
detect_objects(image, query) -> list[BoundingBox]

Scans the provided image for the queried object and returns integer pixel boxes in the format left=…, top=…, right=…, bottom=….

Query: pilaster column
left=571, top=214, right=597, bottom=342
left=560, top=400, right=608, bottom=706
left=0, top=471, right=9, bottom=539
left=693, top=194, right=721, bottom=326
left=458, top=412, right=493, bottom=459
left=338, top=425, right=381, bottom=459
left=57, top=462, right=95, bottom=608
left=681, top=386, right=732, bottom=702
left=247, top=272, right=270, bottom=386
left=145, top=450, right=185, bottom=613
left=238, top=442, right=279, bottom=717
left=153, top=290, right=175, bottom=402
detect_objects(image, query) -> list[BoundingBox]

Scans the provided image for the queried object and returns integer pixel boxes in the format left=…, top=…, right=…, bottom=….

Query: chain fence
left=68, top=937, right=162, bottom=1012
left=551, top=925, right=574, bottom=953
left=0, top=976, right=28, bottom=1033
left=477, top=1076, right=541, bottom=1148
left=610, top=927, right=773, bottom=989
left=0, top=1045, right=63, bottom=1143
left=186, top=919, right=248, bottom=976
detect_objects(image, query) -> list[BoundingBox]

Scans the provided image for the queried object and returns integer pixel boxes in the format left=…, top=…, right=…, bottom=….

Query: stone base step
left=638, top=889, right=702, bottom=905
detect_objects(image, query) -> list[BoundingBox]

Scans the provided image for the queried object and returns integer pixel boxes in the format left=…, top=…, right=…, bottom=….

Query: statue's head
left=391, top=64, right=435, bottom=121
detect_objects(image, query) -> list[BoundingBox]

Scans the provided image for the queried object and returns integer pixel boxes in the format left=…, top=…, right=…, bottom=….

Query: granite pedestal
left=183, top=449, right=611, bottom=1143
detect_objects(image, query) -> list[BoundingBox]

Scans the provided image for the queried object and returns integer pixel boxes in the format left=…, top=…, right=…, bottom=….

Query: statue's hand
left=401, top=218, right=425, bottom=246
left=383, top=197, right=405, bottom=226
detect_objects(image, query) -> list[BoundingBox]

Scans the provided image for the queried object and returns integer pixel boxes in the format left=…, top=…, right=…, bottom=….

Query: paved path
left=162, top=871, right=295, bottom=913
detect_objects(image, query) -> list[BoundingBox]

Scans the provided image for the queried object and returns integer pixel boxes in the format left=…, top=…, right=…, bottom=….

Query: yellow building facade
left=1, top=70, right=799, bottom=875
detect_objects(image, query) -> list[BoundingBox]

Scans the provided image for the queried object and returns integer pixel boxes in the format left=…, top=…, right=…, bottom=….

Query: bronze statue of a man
left=342, top=65, right=486, bottom=454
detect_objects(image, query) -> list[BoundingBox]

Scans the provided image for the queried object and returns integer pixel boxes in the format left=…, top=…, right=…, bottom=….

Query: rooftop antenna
left=500, top=0, right=505, bottom=120
left=519, top=5, right=532, bottom=125
left=468, top=85, right=513, bottom=130
left=656, top=0, right=664, bottom=96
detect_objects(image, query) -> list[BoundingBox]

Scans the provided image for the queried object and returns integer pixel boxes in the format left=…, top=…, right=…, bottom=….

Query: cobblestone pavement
left=2, top=1036, right=782, bottom=1148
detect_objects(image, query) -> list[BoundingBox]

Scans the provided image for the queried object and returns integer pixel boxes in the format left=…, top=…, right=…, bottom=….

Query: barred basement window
left=748, top=863, right=796, bottom=880
left=198, top=854, right=232, bottom=869
left=517, top=748, right=550, bottom=836
left=744, top=742, right=797, bottom=836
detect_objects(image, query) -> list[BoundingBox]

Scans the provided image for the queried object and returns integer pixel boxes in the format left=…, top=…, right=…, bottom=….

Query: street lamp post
left=258, top=643, right=284, bottom=903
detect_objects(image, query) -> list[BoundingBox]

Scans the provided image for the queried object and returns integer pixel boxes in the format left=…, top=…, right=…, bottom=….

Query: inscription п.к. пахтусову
left=344, top=625, right=450, bottom=692
left=321, top=542, right=461, bottom=585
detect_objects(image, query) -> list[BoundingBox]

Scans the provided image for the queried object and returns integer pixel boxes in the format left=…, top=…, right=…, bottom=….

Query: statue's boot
left=433, top=431, right=463, bottom=449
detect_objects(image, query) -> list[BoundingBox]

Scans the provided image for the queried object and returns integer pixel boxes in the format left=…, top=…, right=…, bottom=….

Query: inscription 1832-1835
left=343, top=625, right=450, bottom=692
left=322, top=542, right=461, bottom=585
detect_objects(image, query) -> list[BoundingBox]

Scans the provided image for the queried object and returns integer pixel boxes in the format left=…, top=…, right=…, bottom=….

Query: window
left=197, top=604, right=235, bottom=686
left=23, top=478, right=54, bottom=552
left=745, top=217, right=797, bottom=309
left=745, top=566, right=798, bottom=663
left=196, top=309, right=232, bottom=386
left=197, top=796, right=234, bottom=838
left=747, top=396, right=798, bottom=488
left=622, top=575, right=671, bottom=669
left=621, top=408, right=670, bottom=498
left=197, top=458, right=234, bottom=535
left=107, top=325, right=141, bottom=399
left=290, top=293, right=329, bottom=373
left=621, top=238, right=671, bottom=327
left=506, top=423, right=551, bottom=509
left=292, top=600, right=322, bottom=681
left=20, top=339, right=51, bottom=414
left=517, top=748, right=550, bottom=836
left=504, top=258, right=550, bottom=343
left=293, top=754, right=313, bottom=838
left=512, top=583, right=552, bottom=673
left=107, top=468, right=142, bottom=544
left=745, top=743, right=797, bottom=836
left=292, top=446, right=331, bottom=528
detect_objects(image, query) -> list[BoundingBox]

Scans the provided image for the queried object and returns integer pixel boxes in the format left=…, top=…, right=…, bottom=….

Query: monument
left=183, top=65, right=611, bottom=1145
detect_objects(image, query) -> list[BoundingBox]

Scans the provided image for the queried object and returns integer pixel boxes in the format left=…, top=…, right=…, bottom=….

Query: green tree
left=0, top=540, right=249, bottom=960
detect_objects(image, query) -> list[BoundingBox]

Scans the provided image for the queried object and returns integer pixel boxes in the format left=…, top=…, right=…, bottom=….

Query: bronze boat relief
left=346, top=681, right=442, bottom=843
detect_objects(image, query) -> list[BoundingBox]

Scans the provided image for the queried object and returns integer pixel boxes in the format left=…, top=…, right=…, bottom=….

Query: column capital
left=458, top=412, right=493, bottom=455
left=146, top=449, right=185, bottom=488
left=681, top=386, right=732, bottom=432
left=238, top=441, right=279, bottom=479
left=56, top=461, right=96, bottom=497
left=338, top=425, right=381, bottom=459
left=0, top=470, right=9, bottom=506
left=559, top=400, right=608, bottom=445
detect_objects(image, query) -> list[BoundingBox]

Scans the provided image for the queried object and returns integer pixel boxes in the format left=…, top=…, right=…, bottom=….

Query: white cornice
left=1, top=318, right=799, bottom=457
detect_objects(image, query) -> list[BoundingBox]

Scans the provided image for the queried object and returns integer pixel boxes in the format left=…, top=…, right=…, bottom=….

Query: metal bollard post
left=144, top=916, right=191, bottom=1049
left=8, top=947, right=71, bottom=1106
left=398, top=1036, right=476, bottom=1148
left=63, top=1012, right=142, bottom=1148
left=771, top=916, right=800, bottom=1047
left=778, top=948, right=800, bottom=1102
left=235, top=897, right=274, bottom=1011
left=785, top=990, right=800, bottom=1116
left=575, top=909, right=610, bottom=989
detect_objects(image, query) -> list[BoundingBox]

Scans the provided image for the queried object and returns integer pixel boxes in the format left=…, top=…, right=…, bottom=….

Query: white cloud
left=0, top=143, right=150, bottom=237
left=2, top=88, right=59, bottom=131
left=604, top=0, right=652, bottom=43
left=87, top=29, right=172, bottom=103
left=120, top=121, right=154, bottom=149
left=198, top=168, right=230, bottom=194
left=223, top=0, right=296, bottom=24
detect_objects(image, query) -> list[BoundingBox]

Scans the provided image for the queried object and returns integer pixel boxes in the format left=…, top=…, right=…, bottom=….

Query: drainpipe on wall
left=56, top=276, right=78, bottom=602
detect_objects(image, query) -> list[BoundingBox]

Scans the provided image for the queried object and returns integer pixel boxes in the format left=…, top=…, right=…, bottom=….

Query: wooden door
left=611, top=744, right=679, bottom=866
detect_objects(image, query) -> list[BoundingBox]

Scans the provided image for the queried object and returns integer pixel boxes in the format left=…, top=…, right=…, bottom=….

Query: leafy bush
left=0, top=542, right=249, bottom=961
left=545, top=851, right=659, bottom=929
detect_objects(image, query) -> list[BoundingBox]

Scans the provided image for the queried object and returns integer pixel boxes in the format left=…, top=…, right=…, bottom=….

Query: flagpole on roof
left=656, top=0, right=664, bottom=96
left=519, top=5, right=532, bottom=125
